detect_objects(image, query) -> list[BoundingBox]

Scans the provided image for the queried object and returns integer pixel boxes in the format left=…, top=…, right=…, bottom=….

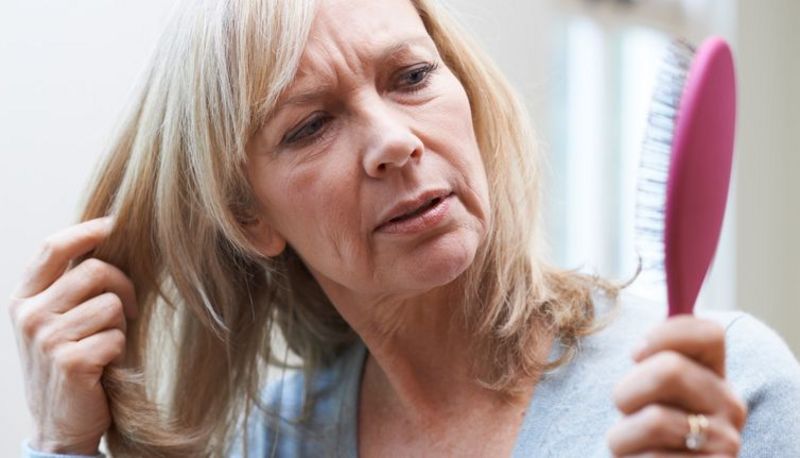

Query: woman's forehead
left=312, top=0, right=421, bottom=30
left=301, top=0, right=427, bottom=67
left=260, top=0, right=434, bottom=126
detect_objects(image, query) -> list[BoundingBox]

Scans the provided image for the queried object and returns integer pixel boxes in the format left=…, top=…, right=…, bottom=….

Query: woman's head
left=81, top=0, right=615, bottom=455
left=242, top=0, right=490, bottom=308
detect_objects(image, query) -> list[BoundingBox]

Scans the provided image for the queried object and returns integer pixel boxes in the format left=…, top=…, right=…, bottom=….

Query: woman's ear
left=241, top=214, right=287, bottom=258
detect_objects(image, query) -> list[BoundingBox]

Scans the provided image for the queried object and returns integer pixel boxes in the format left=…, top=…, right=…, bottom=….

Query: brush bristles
left=632, top=38, right=696, bottom=299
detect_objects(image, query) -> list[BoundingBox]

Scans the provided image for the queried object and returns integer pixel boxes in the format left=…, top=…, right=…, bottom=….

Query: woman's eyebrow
left=377, top=35, right=436, bottom=65
left=266, top=35, right=435, bottom=119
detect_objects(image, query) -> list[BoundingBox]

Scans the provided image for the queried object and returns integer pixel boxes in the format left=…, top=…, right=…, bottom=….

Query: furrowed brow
left=265, top=35, right=436, bottom=120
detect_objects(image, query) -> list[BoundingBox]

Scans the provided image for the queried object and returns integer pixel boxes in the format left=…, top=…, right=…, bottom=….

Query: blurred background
left=1, top=0, right=797, bottom=453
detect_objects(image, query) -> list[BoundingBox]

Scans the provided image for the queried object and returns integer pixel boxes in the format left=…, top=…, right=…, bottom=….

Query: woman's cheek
left=297, top=174, right=363, bottom=258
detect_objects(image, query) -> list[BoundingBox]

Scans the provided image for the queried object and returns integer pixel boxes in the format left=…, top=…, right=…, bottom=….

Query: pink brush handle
left=665, top=37, right=736, bottom=316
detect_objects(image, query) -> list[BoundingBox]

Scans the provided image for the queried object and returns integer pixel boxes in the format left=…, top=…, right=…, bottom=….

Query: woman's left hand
left=607, top=316, right=748, bottom=457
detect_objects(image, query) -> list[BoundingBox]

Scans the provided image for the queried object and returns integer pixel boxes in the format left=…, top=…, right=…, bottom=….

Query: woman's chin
left=394, top=227, right=480, bottom=288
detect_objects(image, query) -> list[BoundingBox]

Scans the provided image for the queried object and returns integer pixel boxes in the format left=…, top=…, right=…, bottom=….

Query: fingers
left=607, top=404, right=741, bottom=456
left=634, top=316, right=726, bottom=377
left=16, top=290, right=131, bottom=368
left=614, top=351, right=747, bottom=429
left=38, top=257, right=138, bottom=321
left=609, top=317, right=747, bottom=457
left=55, top=327, right=128, bottom=378
left=55, top=293, right=128, bottom=340
left=13, top=217, right=115, bottom=299
left=77, top=327, right=127, bottom=368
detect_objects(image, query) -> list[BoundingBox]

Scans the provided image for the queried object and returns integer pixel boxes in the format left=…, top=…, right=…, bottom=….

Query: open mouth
left=387, top=195, right=447, bottom=224
left=375, top=190, right=455, bottom=234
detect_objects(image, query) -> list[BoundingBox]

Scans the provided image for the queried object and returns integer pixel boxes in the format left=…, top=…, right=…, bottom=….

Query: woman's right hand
left=7, top=217, right=138, bottom=455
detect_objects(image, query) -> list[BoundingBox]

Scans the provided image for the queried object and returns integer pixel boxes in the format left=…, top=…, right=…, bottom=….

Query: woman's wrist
left=28, top=431, right=102, bottom=456
left=23, top=441, right=105, bottom=458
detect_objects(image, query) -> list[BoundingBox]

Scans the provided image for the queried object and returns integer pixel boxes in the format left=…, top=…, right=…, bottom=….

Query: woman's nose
left=361, top=107, right=424, bottom=178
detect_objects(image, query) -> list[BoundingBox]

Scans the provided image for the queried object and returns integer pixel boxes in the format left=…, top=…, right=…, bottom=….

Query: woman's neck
left=325, top=277, right=553, bottom=426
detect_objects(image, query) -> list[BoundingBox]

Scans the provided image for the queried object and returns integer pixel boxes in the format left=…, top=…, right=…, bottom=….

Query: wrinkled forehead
left=290, top=0, right=431, bottom=85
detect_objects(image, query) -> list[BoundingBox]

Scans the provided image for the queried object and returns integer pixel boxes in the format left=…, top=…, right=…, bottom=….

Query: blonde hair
left=80, top=0, right=628, bottom=455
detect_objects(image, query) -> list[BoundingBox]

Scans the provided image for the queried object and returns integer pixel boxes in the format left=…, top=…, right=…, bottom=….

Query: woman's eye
left=398, top=62, right=439, bottom=93
left=279, top=62, right=439, bottom=148
left=283, top=114, right=330, bottom=145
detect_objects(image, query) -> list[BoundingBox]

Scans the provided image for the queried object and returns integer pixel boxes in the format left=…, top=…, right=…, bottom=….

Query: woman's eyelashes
left=280, top=61, right=441, bottom=147
left=395, top=61, right=439, bottom=94
left=283, top=113, right=333, bottom=146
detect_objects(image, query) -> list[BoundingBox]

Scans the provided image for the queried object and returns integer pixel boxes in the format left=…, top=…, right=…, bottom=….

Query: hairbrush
left=633, top=36, right=737, bottom=316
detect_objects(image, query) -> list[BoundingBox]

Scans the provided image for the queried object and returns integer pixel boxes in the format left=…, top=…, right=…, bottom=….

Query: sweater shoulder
left=720, top=312, right=800, bottom=455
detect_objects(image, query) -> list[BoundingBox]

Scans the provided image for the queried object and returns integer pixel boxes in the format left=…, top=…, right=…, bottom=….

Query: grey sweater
left=24, top=289, right=800, bottom=457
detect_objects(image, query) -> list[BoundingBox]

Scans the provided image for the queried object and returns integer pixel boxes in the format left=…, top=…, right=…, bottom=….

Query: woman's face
left=245, top=0, right=490, bottom=304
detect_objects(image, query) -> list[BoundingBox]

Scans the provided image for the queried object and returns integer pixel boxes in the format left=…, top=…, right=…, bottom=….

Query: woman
left=10, top=0, right=800, bottom=456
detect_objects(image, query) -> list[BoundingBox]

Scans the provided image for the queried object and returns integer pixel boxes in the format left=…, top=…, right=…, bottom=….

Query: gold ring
left=685, top=413, right=710, bottom=451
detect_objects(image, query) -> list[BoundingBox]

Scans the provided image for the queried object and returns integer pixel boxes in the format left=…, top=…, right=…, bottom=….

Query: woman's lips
left=375, top=193, right=453, bottom=235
